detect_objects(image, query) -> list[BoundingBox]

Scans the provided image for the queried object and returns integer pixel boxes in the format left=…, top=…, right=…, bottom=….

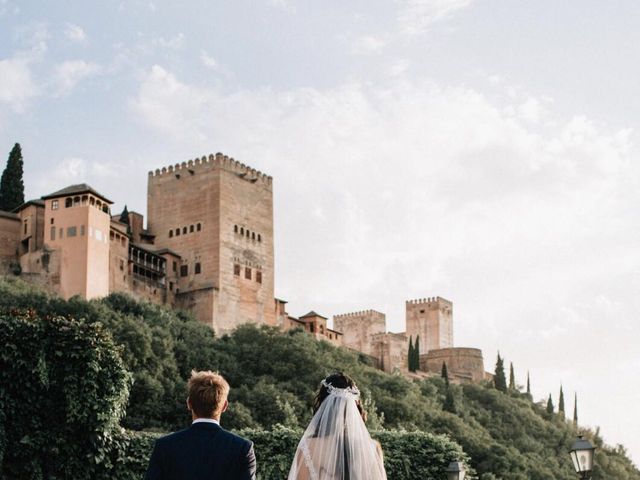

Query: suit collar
left=190, top=422, right=222, bottom=431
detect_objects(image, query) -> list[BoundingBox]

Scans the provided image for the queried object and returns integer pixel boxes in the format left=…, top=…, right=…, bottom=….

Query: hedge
left=106, top=427, right=475, bottom=480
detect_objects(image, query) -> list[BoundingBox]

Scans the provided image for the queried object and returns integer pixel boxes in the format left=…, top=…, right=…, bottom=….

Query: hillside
left=0, top=278, right=637, bottom=480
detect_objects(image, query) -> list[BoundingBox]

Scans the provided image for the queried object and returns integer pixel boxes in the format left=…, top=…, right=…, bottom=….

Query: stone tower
left=333, top=310, right=386, bottom=356
left=405, top=296, right=453, bottom=353
left=147, top=153, right=275, bottom=334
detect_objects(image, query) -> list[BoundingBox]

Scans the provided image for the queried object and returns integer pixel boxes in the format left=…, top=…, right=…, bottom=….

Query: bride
left=288, top=373, right=387, bottom=480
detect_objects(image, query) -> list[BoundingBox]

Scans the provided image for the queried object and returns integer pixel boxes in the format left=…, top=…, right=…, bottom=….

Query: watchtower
left=405, top=296, right=453, bottom=353
left=147, top=152, right=275, bottom=334
left=333, top=310, right=386, bottom=356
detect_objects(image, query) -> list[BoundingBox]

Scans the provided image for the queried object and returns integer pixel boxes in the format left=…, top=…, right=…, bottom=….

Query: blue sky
left=1, top=0, right=639, bottom=465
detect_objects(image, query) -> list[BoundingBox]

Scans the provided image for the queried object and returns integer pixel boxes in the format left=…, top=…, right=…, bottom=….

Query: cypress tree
left=120, top=205, right=130, bottom=225
left=443, top=387, right=456, bottom=413
left=494, top=353, right=507, bottom=392
left=0, top=143, right=25, bottom=211
left=573, top=393, right=578, bottom=425
left=526, top=371, right=531, bottom=395
left=408, top=337, right=415, bottom=371
left=441, top=362, right=449, bottom=386
left=414, top=335, right=421, bottom=371
left=546, top=394, right=554, bottom=414
left=558, top=385, right=565, bottom=418
left=509, top=362, right=516, bottom=390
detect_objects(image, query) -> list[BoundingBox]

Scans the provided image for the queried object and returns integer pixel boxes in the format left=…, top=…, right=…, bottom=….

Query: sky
left=1, top=0, right=639, bottom=466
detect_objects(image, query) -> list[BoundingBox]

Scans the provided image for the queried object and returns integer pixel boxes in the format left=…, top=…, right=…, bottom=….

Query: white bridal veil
left=287, top=380, right=387, bottom=480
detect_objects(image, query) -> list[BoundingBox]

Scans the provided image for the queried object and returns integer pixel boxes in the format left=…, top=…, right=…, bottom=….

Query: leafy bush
left=103, top=428, right=472, bottom=480
left=0, top=310, right=131, bottom=479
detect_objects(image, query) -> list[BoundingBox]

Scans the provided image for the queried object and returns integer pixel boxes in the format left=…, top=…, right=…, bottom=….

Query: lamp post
left=569, top=435, right=596, bottom=480
left=444, top=460, right=465, bottom=480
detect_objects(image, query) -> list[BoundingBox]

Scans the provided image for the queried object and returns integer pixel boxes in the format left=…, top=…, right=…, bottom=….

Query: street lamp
left=445, top=460, right=465, bottom=480
left=569, top=435, right=596, bottom=480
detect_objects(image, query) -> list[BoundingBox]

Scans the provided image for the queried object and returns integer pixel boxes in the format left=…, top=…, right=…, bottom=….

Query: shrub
left=0, top=311, right=131, bottom=479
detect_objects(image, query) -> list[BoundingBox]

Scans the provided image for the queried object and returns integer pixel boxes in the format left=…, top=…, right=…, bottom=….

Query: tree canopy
left=0, top=143, right=25, bottom=212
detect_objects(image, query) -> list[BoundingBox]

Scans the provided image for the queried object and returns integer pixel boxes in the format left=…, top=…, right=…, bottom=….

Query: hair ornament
left=321, top=378, right=361, bottom=400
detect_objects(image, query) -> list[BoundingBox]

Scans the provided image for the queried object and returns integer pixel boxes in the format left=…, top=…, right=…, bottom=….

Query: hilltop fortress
left=0, top=152, right=488, bottom=382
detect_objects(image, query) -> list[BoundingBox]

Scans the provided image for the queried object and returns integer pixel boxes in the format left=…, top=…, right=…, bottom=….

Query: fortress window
left=50, top=226, right=56, bottom=241
left=195, top=262, right=201, bottom=274
left=175, top=228, right=180, bottom=236
left=252, top=232, right=255, bottom=240
left=102, top=205, right=109, bottom=214
left=81, top=225, right=85, bottom=236
left=169, top=282, right=173, bottom=291
left=190, top=225, right=194, bottom=233
left=110, top=231, right=115, bottom=241
left=234, top=264, right=241, bottom=276
left=73, top=196, right=80, bottom=205
left=81, top=195, right=88, bottom=204
left=23, top=220, right=27, bottom=235
left=173, top=261, right=177, bottom=272
left=90, top=197, right=95, bottom=206
left=65, top=198, right=72, bottom=208
left=420, top=309, right=425, bottom=314
left=258, top=234, right=262, bottom=242
left=309, top=323, right=315, bottom=333
left=169, top=230, right=173, bottom=238
left=120, top=260, right=124, bottom=271
left=234, top=225, right=238, bottom=233
left=180, top=265, right=188, bottom=277
left=52, top=200, right=59, bottom=210
left=245, top=230, right=250, bottom=238
left=245, top=267, right=251, bottom=280
left=50, top=218, right=54, bottom=225
left=182, top=227, right=187, bottom=234
left=197, top=223, right=201, bottom=231
left=256, top=271, right=262, bottom=283
left=59, top=228, right=63, bottom=238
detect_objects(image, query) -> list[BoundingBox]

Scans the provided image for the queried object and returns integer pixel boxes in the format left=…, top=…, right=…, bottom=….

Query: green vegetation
left=494, top=353, right=507, bottom=393
left=0, top=278, right=638, bottom=479
left=0, top=143, right=25, bottom=212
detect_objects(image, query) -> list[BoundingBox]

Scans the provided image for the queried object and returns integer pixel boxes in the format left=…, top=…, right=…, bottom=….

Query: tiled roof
left=13, top=199, right=45, bottom=212
left=41, top=183, right=112, bottom=204
left=0, top=210, right=19, bottom=220
left=299, top=310, right=327, bottom=320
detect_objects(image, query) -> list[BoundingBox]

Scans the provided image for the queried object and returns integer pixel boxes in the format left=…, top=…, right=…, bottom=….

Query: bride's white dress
left=287, top=382, right=387, bottom=480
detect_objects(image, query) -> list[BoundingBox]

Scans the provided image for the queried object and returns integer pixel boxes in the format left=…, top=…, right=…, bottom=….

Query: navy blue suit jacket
left=145, top=422, right=256, bottom=480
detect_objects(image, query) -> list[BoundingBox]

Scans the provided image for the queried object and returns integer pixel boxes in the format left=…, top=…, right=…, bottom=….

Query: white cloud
left=350, top=35, right=388, bottom=55
left=52, top=60, right=101, bottom=96
left=397, top=0, right=475, bottom=35
left=153, top=33, right=185, bottom=50
left=0, top=57, right=38, bottom=112
left=200, top=50, right=218, bottom=69
left=64, top=23, right=86, bottom=42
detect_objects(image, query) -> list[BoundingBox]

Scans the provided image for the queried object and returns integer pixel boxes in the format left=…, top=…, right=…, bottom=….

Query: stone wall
left=420, top=347, right=485, bottom=383
left=371, top=332, right=408, bottom=374
left=405, top=297, right=453, bottom=353
left=0, top=212, right=20, bottom=274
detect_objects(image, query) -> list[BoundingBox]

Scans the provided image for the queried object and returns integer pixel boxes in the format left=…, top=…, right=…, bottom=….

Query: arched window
left=176, top=228, right=180, bottom=236
left=190, top=225, right=194, bottom=233
left=182, top=226, right=187, bottom=234
left=252, top=232, right=255, bottom=240
left=245, top=230, right=250, bottom=238
left=240, top=227, right=244, bottom=235
left=197, top=223, right=201, bottom=231
left=169, top=230, right=173, bottom=238
left=258, top=234, right=262, bottom=242
left=65, top=198, right=72, bottom=208
left=234, top=225, right=238, bottom=233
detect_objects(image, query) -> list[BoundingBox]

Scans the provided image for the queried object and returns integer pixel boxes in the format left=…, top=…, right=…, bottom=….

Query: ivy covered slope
left=0, top=278, right=638, bottom=480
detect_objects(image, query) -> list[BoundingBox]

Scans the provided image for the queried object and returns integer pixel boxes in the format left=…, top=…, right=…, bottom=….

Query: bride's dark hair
left=313, top=372, right=366, bottom=421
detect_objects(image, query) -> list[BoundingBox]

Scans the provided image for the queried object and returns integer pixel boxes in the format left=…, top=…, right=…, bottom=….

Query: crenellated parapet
left=406, top=296, right=452, bottom=307
left=148, top=152, right=273, bottom=186
left=333, top=309, right=385, bottom=319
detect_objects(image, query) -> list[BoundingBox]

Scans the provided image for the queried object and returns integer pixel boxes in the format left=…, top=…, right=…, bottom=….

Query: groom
left=145, top=370, right=257, bottom=480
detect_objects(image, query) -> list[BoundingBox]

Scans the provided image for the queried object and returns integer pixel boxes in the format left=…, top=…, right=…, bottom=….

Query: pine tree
left=408, top=337, right=415, bottom=372
left=509, top=362, right=516, bottom=391
left=526, top=371, right=531, bottom=395
left=573, top=393, right=578, bottom=425
left=414, top=335, right=421, bottom=371
left=558, top=385, right=565, bottom=418
left=0, top=143, right=25, bottom=212
left=443, top=386, right=456, bottom=413
left=546, top=394, right=554, bottom=414
left=441, top=362, right=449, bottom=386
left=494, top=353, right=507, bottom=392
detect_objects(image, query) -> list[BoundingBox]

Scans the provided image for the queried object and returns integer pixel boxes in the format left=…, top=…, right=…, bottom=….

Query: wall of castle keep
left=405, top=297, right=453, bottom=353
left=420, top=347, right=485, bottom=383
left=147, top=153, right=275, bottom=334
left=333, top=310, right=386, bottom=356
left=371, top=332, right=409, bottom=374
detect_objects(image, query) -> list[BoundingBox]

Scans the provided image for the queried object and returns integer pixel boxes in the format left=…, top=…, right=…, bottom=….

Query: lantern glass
left=569, top=437, right=595, bottom=474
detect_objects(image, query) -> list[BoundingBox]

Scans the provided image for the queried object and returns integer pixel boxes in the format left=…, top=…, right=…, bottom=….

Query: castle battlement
left=148, top=152, right=273, bottom=186
left=333, top=309, right=385, bottom=319
left=406, top=296, right=452, bottom=306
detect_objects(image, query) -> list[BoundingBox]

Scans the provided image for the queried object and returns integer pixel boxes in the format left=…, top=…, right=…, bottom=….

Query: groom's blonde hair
left=188, top=370, right=230, bottom=418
